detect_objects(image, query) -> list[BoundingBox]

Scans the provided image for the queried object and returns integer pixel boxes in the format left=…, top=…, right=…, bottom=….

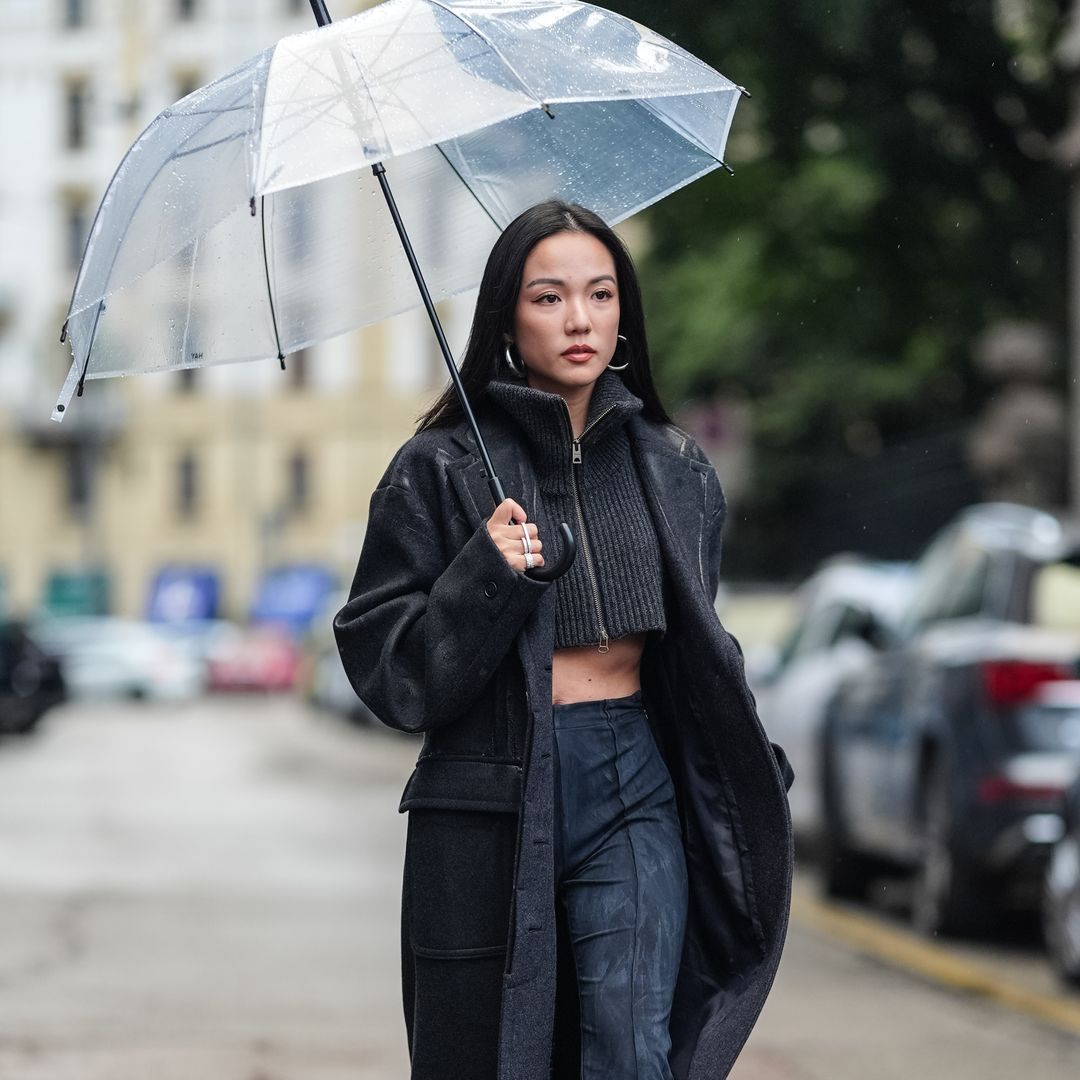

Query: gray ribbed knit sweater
left=483, top=368, right=667, bottom=650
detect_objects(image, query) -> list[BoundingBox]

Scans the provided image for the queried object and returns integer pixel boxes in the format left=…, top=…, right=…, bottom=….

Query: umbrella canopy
left=53, top=0, right=744, bottom=422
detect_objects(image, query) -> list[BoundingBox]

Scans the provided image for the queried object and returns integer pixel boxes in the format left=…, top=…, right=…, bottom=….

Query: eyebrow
left=524, top=274, right=617, bottom=288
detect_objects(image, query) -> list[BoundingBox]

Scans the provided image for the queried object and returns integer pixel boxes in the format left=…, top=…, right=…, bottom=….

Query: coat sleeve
left=333, top=460, right=549, bottom=735
left=702, top=454, right=795, bottom=794
left=704, top=467, right=726, bottom=605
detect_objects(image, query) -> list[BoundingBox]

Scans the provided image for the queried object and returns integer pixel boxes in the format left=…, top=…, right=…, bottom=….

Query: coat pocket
left=405, top=808, right=518, bottom=957
left=398, top=756, right=522, bottom=814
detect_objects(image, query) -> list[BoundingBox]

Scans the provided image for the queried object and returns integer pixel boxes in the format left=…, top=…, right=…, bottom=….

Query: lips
left=561, top=345, right=596, bottom=361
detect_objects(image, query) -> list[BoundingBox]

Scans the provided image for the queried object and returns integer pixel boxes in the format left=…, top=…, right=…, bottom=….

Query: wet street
left=2, top=697, right=1080, bottom=1079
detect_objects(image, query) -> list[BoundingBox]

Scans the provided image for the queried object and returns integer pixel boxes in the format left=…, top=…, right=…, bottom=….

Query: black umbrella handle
left=526, top=523, right=577, bottom=582
left=486, top=477, right=577, bottom=583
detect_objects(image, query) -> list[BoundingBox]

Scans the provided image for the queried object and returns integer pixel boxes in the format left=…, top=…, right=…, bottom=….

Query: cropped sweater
left=483, top=368, right=667, bottom=650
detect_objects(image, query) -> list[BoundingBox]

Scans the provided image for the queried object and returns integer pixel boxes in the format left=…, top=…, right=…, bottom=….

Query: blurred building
left=966, top=321, right=1069, bottom=511
left=0, top=0, right=472, bottom=619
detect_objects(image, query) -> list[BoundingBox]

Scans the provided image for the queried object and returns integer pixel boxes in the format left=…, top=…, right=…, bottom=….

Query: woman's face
left=510, top=230, right=621, bottom=396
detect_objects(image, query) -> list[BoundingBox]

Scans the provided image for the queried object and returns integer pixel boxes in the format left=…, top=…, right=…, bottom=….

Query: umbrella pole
left=370, top=161, right=576, bottom=583
left=307, top=2, right=577, bottom=584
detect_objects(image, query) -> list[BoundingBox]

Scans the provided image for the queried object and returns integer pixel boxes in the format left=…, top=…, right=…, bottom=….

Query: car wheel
left=819, top=730, right=876, bottom=901
left=912, top=759, right=993, bottom=937
left=1043, top=835, right=1080, bottom=987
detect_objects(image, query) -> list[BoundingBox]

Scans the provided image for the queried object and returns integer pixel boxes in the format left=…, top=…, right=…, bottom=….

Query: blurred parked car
left=297, top=592, right=377, bottom=724
left=0, top=620, right=65, bottom=735
left=748, top=557, right=913, bottom=845
left=30, top=617, right=205, bottom=701
left=820, top=504, right=1080, bottom=936
left=207, top=625, right=301, bottom=692
left=154, top=618, right=241, bottom=679
left=1044, top=770, right=1080, bottom=987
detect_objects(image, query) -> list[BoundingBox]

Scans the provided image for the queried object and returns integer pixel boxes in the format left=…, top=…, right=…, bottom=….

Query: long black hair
left=415, top=200, right=671, bottom=432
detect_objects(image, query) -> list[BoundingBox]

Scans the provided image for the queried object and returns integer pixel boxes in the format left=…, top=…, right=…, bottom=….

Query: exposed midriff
left=551, top=630, right=647, bottom=704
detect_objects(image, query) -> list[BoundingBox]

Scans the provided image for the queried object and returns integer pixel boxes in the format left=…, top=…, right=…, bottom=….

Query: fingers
left=486, top=499, right=546, bottom=572
left=492, top=498, right=527, bottom=526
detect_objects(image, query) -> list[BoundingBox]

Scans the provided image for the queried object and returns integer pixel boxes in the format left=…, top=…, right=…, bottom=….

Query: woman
left=334, top=201, right=794, bottom=1080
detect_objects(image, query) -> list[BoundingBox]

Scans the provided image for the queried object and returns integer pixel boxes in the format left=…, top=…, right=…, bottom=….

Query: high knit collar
left=483, top=368, right=643, bottom=495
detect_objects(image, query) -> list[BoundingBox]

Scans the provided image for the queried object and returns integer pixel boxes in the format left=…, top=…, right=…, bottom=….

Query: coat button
left=484, top=581, right=498, bottom=598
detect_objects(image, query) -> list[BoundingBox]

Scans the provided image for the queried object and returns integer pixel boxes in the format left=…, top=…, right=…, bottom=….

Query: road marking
left=791, top=886, right=1080, bottom=1039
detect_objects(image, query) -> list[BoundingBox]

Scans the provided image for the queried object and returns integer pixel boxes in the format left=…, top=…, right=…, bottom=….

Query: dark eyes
left=534, top=289, right=614, bottom=304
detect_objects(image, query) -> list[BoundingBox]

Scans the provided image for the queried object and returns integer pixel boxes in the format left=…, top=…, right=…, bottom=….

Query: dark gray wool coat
left=334, top=374, right=794, bottom=1080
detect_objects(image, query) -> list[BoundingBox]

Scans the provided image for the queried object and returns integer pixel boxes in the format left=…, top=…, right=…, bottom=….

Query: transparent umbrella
left=54, top=0, right=747, bottom=577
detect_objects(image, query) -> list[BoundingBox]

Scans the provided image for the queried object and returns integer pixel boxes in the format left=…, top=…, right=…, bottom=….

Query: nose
left=564, top=296, right=591, bottom=336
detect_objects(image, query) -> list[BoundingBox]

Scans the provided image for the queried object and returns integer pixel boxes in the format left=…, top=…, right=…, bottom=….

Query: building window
left=174, top=70, right=202, bottom=102
left=287, top=348, right=309, bottom=390
left=64, top=0, right=87, bottom=29
left=177, top=0, right=196, bottom=20
left=64, top=445, right=90, bottom=519
left=288, top=450, right=310, bottom=514
left=64, top=78, right=89, bottom=150
left=65, top=193, right=90, bottom=270
left=177, top=452, right=198, bottom=518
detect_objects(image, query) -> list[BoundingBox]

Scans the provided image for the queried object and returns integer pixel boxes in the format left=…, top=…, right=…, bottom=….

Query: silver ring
left=521, top=525, right=532, bottom=554
left=524, top=551, right=535, bottom=570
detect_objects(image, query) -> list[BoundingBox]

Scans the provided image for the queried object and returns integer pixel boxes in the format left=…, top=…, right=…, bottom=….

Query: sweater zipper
left=565, top=402, right=614, bottom=652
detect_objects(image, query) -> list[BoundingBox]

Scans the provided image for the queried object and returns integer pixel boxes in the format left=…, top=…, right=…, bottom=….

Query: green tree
left=620, top=0, right=1067, bottom=575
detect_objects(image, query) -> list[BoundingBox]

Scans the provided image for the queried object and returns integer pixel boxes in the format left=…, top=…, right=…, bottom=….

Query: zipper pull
left=572, top=440, right=582, bottom=465
left=598, top=630, right=609, bottom=653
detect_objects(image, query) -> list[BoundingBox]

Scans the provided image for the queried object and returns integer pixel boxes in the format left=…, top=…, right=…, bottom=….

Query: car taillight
left=982, top=660, right=1073, bottom=705
left=976, top=775, right=1067, bottom=804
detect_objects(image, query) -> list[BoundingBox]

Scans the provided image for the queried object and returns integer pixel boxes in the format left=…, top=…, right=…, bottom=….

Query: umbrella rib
left=362, top=0, right=432, bottom=80
left=180, top=232, right=201, bottom=367
left=635, top=96, right=729, bottom=169
left=173, top=130, right=247, bottom=161
left=268, top=33, right=394, bottom=159
left=259, top=195, right=286, bottom=366
left=423, top=0, right=542, bottom=105
left=434, top=142, right=501, bottom=231
left=74, top=299, right=105, bottom=397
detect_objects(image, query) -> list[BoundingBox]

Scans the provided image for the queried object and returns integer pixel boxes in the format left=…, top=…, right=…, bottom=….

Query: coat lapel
left=448, top=416, right=543, bottom=536
left=627, top=417, right=714, bottom=598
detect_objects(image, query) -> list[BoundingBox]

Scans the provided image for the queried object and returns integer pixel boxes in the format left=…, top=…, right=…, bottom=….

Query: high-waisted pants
left=552, top=689, right=688, bottom=1080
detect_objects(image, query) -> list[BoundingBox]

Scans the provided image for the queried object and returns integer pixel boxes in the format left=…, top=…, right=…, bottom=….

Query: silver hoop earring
left=607, top=333, right=629, bottom=371
left=504, top=344, right=526, bottom=378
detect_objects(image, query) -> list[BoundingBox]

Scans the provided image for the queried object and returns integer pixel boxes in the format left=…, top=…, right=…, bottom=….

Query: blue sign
left=146, top=567, right=220, bottom=623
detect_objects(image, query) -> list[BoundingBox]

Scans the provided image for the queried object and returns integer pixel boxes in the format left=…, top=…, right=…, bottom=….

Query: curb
left=791, top=887, right=1080, bottom=1040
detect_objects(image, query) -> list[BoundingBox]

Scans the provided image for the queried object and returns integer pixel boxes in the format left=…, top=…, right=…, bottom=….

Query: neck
left=525, top=375, right=593, bottom=438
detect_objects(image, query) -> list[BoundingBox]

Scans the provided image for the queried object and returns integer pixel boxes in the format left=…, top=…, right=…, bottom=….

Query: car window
left=901, top=532, right=958, bottom=632
left=902, top=529, right=990, bottom=631
left=774, top=602, right=848, bottom=669
left=832, top=603, right=879, bottom=645
left=1030, top=558, right=1080, bottom=631
left=943, top=539, right=990, bottom=620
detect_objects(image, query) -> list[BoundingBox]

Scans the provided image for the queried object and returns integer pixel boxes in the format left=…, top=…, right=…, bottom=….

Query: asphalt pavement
left=1, top=696, right=1079, bottom=1079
